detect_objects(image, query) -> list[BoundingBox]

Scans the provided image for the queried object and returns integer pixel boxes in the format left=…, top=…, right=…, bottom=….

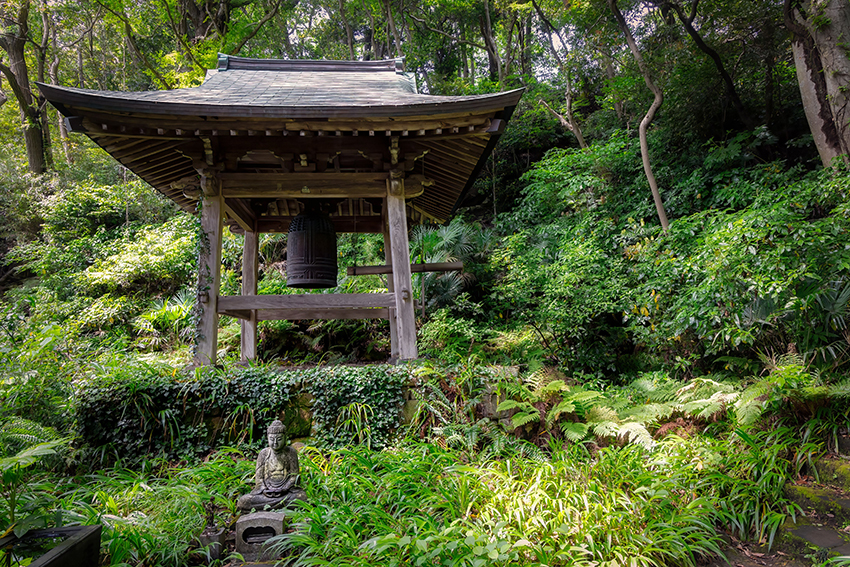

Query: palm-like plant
left=410, top=219, right=487, bottom=314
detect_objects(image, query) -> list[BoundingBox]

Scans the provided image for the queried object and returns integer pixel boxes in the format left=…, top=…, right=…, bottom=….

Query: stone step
left=784, top=483, right=850, bottom=523
left=816, top=457, right=850, bottom=492
left=781, top=516, right=850, bottom=561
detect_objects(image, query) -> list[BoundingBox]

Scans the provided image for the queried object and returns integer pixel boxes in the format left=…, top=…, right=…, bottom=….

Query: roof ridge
left=217, top=54, right=405, bottom=73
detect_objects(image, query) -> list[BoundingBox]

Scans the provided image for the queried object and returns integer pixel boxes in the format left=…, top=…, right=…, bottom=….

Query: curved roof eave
left=36, top=82, right=525, bottom=120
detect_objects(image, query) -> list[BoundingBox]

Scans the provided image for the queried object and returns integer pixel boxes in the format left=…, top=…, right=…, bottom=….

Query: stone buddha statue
left=237, top=420, right=307, bottom=513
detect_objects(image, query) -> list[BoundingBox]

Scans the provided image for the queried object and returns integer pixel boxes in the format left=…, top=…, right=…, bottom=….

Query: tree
left=608, top=0, right=670, bottom=230
left=785, top=0, right=850, bottom=167
left=654, top=0, right=755, bottom=130
left=0, top=0, right=46, bottom=174
left=532, top=0, right=588, bottom=149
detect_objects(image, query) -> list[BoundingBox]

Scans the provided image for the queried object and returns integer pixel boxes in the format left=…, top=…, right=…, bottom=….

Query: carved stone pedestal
left=235, top=511, right=286, bottom=562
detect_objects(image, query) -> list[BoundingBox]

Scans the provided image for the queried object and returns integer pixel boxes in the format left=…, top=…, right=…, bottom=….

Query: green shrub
left=304, top=364, right=409, bottom=449
left=73, top=362, right=303, bottom=462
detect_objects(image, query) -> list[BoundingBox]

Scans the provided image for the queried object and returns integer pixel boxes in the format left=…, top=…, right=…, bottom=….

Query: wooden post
left=386, top=171, right=418, bottom=360
left=194, top=175, right=223, bottom=366
left=241, top=230, right=259, bottom=361
left=382, top=217, right=399, bottom=361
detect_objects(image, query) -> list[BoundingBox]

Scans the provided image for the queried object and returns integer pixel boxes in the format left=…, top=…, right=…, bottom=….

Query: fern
left=0, top=417, right=60, bottom=456
left=511, top=409, right=542, bottom=429
left=592, top=421, right=619, bottom=437
left=827, top=378, right=850, bottom=398
left=539, top=379, right=567, bottom=396
left=618, top=402, right=675, bottom=426
left=546, top=400, right=577, bottom=428
left=496, top=399, right=527, bottom=413
left=735, top=380, right=774, bottom=426
left=560, top=422, right=589, bottom=443
left=617, top=422, right=655, bottom=450
left=524, top=368, right=552, bottom=392
left=566, top=389, right=606, bottom=416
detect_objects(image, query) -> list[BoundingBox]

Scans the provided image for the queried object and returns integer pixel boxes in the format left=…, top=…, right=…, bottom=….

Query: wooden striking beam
left=217, top=293, right=395, bottom=312
left=347, top=261, right=463, bottom=276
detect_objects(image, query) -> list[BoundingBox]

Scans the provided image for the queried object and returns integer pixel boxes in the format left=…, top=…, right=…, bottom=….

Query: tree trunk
left=480, top=0, right=502, bottom=82
left=785, top=0, right=850, bottom=166
left=532, top=0, right=588, bottom=149
left=385, top=0, right=404, bottom=58
left=609, top=0, right=669, bottom=231
left=0, top=2, right=46, bottom=174
left=339, top=0, right=355, bottom=60
left=49, top=46, right=72, bottom=164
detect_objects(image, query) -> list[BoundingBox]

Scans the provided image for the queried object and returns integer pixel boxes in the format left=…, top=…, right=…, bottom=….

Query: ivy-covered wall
left=73, top=363, right=412, bottom=461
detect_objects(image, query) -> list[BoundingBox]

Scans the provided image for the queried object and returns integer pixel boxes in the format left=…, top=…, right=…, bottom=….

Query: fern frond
left=619, top=403, right=675, bottom=425
left=827, top=378, right=850, bottom=398
left=617, top=422, right=655, bottom=450
left=546, top=400, right=577, bottom=428
left=496, top=399, right=526, bottom=413
left=539, top=380, right=567, bottom=396
left=524, top=368, right=551, bottom=392
left=560, top=422, right=589, bottom=442
left=511, top=409, right=541, bottom=429
left=586, top=405, right=618, bottom=423
left=735, top=380, right=774, bottom=426
left=592, top=421, right=619, bottom=438
left=565, top=389, right=606, bottom=417
left=0, top=417, right=60, bottom=455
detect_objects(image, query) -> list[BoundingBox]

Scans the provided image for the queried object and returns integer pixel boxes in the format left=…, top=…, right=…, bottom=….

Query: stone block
left=236, top=511, right=286, bottom=562
left=197, top=527, right=225, bottom=562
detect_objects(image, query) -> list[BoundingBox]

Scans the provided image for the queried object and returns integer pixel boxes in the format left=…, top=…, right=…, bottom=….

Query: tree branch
left=93, top=0, right=174, bottom=89
left=539, top=99, right=573, bottom=131
left=230, top=0, right=284, bottom=55
left=160, top=0, right=204, bottom=70
left=408, top=14, right=486, bottom=49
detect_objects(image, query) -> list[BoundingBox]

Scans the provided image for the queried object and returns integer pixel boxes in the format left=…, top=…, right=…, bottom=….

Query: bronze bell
left=286, top=209, right=338, bottom=288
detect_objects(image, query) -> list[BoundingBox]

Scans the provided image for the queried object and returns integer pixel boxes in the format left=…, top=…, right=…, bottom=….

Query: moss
left=784, top=484, right=850, bottom=522
left=816, top=459, right=850, bottom=492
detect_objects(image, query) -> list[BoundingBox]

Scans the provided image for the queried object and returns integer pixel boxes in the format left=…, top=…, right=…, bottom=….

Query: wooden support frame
left=225, top=308, right=389, bottom=321
left=386, top=173, right=418, bottom=360
left=194, top=189, right=223, bottom=366
left=348, top=261, right=463, bottom=276
left=241, top=231, right=259, bottom=361
left=219, top=293, right=394, bottom=311
left=382, top=219, right=399, bottom=361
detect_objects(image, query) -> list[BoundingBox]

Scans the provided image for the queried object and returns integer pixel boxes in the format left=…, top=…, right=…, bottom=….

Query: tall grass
left=271, top=442, right=724, bottom=567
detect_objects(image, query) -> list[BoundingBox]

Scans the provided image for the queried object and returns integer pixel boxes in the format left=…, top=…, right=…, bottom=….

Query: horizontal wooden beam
left=347, top=261, right=463, bottom=276
left=220, top=308, right=388, bottom=320
left=219, top=172, right=388, bottom=198
left=256, top=216, right=384, bottom=234
left=218, top=293, right=395, bottom=312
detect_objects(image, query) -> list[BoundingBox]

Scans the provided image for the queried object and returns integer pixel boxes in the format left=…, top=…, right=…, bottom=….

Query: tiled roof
left=38, top=55, right=521, bottom=118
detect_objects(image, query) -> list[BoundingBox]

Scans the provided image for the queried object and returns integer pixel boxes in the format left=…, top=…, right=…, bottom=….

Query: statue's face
left=268, top=432, right=285, bottom=451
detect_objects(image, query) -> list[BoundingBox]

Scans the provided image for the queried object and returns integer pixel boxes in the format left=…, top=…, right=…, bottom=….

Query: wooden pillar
left=386, top=171, right=418, bottom=360
left=382, top=218, right=399, bottom=361
left=194, top=177, right=223, bottom=366
left=241, top=230, right=259, bottom=361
